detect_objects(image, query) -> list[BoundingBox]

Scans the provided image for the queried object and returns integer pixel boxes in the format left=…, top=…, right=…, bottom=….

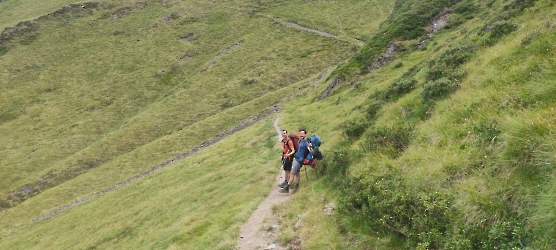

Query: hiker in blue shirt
left=279, top=129, right=313, bottom=193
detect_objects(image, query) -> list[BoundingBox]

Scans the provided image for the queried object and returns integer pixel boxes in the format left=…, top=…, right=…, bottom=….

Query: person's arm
left=308, top=142, right=314, bottom=155
left=287, top=141, right=295, bottom=157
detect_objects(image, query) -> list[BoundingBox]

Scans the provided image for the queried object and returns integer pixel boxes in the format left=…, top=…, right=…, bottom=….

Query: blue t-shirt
left=294, top=139, right=309, bottom=162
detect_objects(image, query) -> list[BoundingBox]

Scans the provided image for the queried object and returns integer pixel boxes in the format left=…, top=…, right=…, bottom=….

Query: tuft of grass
left=479, top=20, right=519, bottom=47
left=362, top=125, right=412, bottom=159
left=421, top=77, right=460, bottom=101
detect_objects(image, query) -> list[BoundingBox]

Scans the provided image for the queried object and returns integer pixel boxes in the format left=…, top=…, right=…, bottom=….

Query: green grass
left=260, top=0, right=393, bottom=42
left=0, top=0, right=392, bottom=248
left=2, top=0, right=556, bottom=248
left=1, top=118, right=279, bottom=249
left=276, top=0, right=556, bottom=248
left=0, top=0, right=355, bottom=197
left=0, top=0, right=81, bottom=30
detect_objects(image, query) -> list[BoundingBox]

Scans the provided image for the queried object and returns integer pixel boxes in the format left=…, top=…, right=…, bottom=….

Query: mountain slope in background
left=1, top=0, right=555, bottom=249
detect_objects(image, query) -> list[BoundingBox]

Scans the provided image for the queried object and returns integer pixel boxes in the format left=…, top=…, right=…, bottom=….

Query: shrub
left=0, top=46, right=8, bottom=56
left=421, top=77, right=460, bottom=101
left=365, top=100, right=383, bottom=120
left=503, top=0, right=537, bottom=15
left=242, top=78, right=257, bottom=85
left=362, top=125, right=412, bottom=158
left=338, top=174, right=454, bottom=248
left=399, top=99, right=431, bottom=123
left=479, top=20, right=518, bottom=47
left=342, top=118, right=371, bottom=139
left=0, top=112, right=19, bottom=124
left=320, top=147, right=360, bottom=182
left=453, top=1, right=479, bottom=15
left=374, top=77, right=416, bottom=102
left=1, top=21, right=41, bottom=46
left=521, top=30, right=541, bottom=46
left=444, top=219, right=541, bottom=249
left=426, top=44, right=475, bottom=81
left=446, top=14, right=468, bottom=29
left=384, top=0, right=452, bottom=40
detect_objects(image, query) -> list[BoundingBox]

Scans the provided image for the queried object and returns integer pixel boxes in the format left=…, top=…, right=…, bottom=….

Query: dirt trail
left=236, top=115, right=290, bottom=250
left=257, top=14, right=364, bottom=47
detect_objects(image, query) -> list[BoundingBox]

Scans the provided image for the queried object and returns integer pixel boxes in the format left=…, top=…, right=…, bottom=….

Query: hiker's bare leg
left=285, top=171, right=291, bottom=183
left=288, top=174, right=295, bottom=186
left=284, top=159, right=301, bottom=189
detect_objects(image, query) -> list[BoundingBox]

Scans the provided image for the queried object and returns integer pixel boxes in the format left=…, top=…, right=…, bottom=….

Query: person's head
left=282, top=130, right=288, bottom=138
left=299, top=128, right=306, bottom=139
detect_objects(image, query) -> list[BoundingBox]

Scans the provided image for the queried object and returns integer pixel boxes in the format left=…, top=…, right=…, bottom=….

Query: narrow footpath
left=236, top=115, right=291, bottom=250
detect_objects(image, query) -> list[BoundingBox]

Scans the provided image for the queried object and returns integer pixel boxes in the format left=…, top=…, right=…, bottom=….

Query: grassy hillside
left=0, top=0, right=370, bottom=205
left=2, top=0, right=556, bottom=249
left=274, top=0, right=556, bottom=249
left=0, top=0, right=392, bottom=248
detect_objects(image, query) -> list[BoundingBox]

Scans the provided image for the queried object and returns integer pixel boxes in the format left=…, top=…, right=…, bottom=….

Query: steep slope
left=0, top=0, right=367, bottom=208
left=0, top=0, right=394, bottom=248
left=2, top=0, right=554, bottom=249
left=273, top=0, right=556, bottom=248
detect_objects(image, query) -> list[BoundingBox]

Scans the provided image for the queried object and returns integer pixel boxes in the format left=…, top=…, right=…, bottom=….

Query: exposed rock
left=426, top=7, right=451, bottom=34
left=294, top=214, right=305, bottom=229
left=319, top=76, right=343, bottom=100
left=107, top=7, right=133, bottom=19
left=179, top=33, right=194, bottom=41
left=323, top=202, right=335, bottom=216
left=368, top=40, right=399, bottom=72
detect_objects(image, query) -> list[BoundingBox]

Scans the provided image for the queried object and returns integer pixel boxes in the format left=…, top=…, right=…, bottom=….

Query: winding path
left=236, top=115, right=291, bottom=250
left=258, top=14, right=364, bottom=47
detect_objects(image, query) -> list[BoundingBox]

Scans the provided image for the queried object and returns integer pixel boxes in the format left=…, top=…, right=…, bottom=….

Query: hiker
left=279, top=130, right=295, bottom=188
left=279, top=129, right=313, bottom=193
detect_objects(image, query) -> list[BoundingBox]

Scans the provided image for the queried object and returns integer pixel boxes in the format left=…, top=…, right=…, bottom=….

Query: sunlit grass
left=0, top=117, right=279, bottom=249
left=0, top=0, right=355, bottom=194
left=0, top=0, right=392, bottom=248
left=2, top=0, right=556, bottom=248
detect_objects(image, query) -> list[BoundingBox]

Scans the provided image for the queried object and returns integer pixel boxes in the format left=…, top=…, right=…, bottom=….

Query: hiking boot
left=292, top=183, right=299, bottom=190
left=278, top=185, right=289, bottom=193
left=278, top=181, right=288, bottom=188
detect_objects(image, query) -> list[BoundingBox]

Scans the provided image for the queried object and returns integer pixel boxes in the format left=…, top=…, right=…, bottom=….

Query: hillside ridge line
left=257, top=14, right=364, bottom=47
left=2, top=105, right=281, bottom=237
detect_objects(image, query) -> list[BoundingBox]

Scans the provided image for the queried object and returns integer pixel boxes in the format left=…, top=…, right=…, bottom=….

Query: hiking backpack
left=289, top=132, right=300, bottom=153
left=307, top=134, right=323, bottom=161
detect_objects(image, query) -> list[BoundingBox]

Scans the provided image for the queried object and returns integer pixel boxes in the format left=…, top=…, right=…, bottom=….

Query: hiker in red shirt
left=279, top=130, right=295, bottom=187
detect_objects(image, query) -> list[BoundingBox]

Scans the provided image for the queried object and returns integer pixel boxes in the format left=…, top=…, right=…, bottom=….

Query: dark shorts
left=283, top=157, right=293, bottom=172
